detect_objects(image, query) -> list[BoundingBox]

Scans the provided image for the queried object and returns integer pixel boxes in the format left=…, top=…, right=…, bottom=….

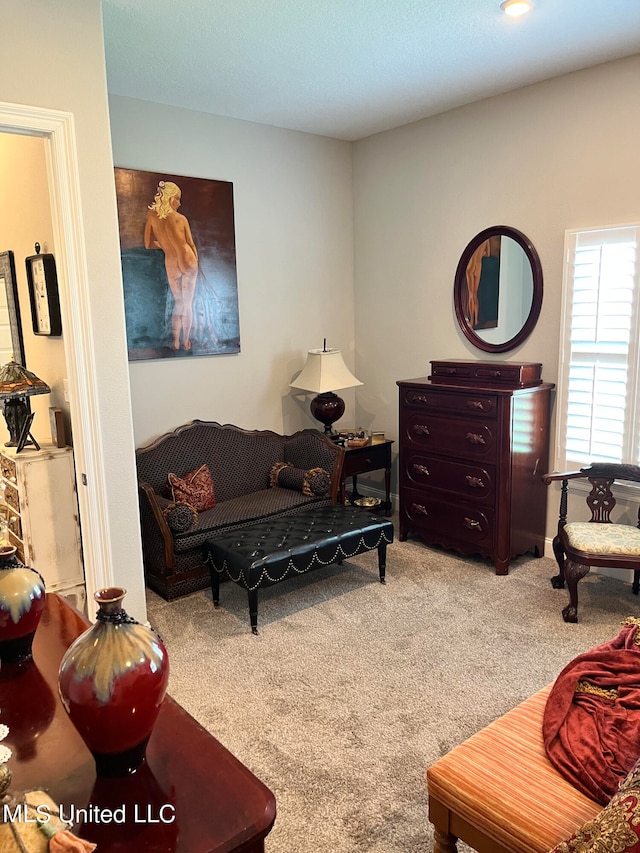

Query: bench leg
left=248, top=588, right=259, bottom=635
left=377, top=541, right=387, bottom=584
left=433, top=829, right=458, bottom=853
left=209, top=565, right=220, bottom=607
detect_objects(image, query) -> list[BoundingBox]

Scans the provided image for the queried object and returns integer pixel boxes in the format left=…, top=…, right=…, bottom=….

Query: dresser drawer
left=429, top=360, right=543, bottom=388
left=7, top=530, right=24, bottom=563
left=402, top=387, right=497, bottom=418
left=403, top=452, right=495, bottom=506
left=3, top=482, right=20, bottom=514
left=4, top=509, right=21, bottom=540
left=402, top=487, right=495, bottom=550
left=0, top=455, right=16, bottom=482
left=343, top=441, right=391, bottom=478
left=402, top=411, right=497, bottom=460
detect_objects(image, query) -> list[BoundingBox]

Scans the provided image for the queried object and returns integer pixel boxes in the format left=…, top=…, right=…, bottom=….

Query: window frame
left=555, top=222, right=640, bottom=493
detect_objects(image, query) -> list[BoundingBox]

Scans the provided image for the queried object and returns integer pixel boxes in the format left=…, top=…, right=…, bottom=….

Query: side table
left=340, top=437, right=394, bottom=516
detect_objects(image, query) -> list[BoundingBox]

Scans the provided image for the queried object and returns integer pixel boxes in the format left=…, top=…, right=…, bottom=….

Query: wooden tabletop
left=1, top=593, right=276, bottom=852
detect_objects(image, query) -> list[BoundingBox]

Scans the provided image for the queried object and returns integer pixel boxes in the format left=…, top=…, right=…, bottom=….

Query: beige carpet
left=146, top=522, right=638, bottom=852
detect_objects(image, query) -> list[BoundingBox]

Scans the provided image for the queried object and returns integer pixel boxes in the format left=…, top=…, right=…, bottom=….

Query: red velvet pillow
left=167, top=465, right=216, bottom=512
left=548, top=787, right=640, bottom=852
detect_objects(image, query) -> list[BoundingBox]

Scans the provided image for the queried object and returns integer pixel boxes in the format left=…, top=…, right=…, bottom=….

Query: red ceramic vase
left=57, top=587, right=169, bottom=776
left=0, top=545, right=46, bottom=664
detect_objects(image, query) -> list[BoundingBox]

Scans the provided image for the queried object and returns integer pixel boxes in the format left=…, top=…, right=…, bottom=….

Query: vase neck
left=94, top=587, right=136, bottom=624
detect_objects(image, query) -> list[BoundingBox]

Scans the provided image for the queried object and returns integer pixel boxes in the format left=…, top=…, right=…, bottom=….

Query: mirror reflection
left=0, top=251, right=25, bottom=367
left=454, top=226, right=542, bottom=354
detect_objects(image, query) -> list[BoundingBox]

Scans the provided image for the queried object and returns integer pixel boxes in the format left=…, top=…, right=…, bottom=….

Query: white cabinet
left=0, top=444, right=85, bottom=611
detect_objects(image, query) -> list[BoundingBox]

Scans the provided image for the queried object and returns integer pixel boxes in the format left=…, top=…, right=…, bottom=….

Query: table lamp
left=0, top=360, right=50, bottom=450
left=290, top=341, right=362, bottom=438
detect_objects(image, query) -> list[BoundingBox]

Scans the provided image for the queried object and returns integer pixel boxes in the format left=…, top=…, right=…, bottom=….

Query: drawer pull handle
left=465, top=432, right=486, bottom=445
left=488, top=370, right=501, bottom=378
left=411, top=503, right=428, bottom=516
left=464, top=517, right=482, bottom=531
left=412, top=464, right=430, bottom=476
left=413, top=424, right=430, bottom=436
left=413, top=395, right=431, bottom=405
left=465, top=475, right=484, bottom=488
left=466, top=400, right=484, bottom=410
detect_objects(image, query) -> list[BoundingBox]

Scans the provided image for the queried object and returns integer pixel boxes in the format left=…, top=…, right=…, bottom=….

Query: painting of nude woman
left=114, top=167, right=240, bottom=360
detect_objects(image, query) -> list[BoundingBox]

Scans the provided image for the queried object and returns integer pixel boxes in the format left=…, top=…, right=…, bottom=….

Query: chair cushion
left=564, top=523, right=640, bottom=556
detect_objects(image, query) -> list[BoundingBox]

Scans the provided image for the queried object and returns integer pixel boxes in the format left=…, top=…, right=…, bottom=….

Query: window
left=556, top=224, right=640, bottom=471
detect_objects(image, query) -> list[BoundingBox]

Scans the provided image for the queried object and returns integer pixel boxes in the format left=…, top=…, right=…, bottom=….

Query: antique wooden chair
left=542, top=464, right=640, bottom=623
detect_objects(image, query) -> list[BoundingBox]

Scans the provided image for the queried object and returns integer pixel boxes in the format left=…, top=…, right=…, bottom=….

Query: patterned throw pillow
left=167, top=464, right=216, bottom=512
left=163, top=501, right=198, bottom=533
left=269, top=462, right=330, bottom=497
left=549, top=782, right=640, bottom=852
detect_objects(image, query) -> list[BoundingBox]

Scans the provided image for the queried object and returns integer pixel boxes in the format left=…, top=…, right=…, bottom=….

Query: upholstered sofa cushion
left=564, top=522, right=640, bottom=556
left=172, top=487, right=326, bottom=553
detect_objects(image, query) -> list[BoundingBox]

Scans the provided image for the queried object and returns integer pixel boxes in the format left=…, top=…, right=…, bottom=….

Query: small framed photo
left=49, top=407, right=66, bottom=448
left=16, top=412, right=36, bottom=453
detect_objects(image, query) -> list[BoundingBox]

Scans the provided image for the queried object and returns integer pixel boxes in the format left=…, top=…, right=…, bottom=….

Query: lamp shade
left=0, top=361, right=50, bottom=398
left=290, top=348, right=362, bottom=394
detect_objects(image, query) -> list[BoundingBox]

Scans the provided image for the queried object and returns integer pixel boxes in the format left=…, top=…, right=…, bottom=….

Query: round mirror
left=453, top=225, right=543, bottom=353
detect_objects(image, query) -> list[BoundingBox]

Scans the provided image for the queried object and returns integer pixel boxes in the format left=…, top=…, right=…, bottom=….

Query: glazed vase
left=57, top=587, right=169, bottom=777
left=0, top=545, right=46, bottom=664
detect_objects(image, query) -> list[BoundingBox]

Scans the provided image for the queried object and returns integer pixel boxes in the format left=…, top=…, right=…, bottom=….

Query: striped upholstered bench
left=426, top=685, right=601, bottom=853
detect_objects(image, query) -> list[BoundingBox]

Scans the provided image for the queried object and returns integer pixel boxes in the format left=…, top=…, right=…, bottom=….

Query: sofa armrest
left=284, top=431, right=344, bottom=504
left=138, top=481, right=176, bottom=570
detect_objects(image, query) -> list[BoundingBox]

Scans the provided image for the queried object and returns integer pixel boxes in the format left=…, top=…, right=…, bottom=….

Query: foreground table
left=1, top=593, right=276, bottom=852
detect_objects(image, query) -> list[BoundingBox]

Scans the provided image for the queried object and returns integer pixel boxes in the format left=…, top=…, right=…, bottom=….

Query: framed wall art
left=114, top=168, right=240, bottom=361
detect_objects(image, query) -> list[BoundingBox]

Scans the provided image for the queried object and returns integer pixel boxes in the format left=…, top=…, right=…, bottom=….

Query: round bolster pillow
left=270, top=462, right=330, bottom=497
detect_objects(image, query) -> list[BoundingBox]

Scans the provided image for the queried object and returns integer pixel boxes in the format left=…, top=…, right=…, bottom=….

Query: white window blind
left=557, top=225, right=640, bottom=471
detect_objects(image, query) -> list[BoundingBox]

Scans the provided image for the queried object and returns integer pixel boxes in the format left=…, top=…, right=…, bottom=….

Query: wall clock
left=25, top=244, right=62, bottom=336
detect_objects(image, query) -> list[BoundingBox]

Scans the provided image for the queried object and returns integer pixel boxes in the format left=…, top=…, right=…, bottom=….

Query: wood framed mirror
left=0, top=250, right=25, bottom=366
left=453, top=225, right=543, bottom=354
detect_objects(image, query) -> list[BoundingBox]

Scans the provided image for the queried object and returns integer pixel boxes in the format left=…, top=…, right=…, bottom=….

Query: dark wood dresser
left=397, top=360, right=554, bottom=574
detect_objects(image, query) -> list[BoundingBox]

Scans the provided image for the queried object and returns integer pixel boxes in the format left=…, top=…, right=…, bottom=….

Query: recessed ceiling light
left=500, top=0, right=532, bottom=16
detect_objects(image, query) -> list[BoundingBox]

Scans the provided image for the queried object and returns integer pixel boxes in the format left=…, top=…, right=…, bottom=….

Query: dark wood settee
left=136, top=420, right=344, bottom=599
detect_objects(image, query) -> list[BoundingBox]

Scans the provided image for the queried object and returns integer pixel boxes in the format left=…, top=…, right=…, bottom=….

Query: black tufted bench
left=204, top=505, right=394, bottom=633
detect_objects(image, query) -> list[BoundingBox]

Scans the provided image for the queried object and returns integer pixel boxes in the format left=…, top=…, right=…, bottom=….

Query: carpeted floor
left=146, top=524, right=638, bottom=852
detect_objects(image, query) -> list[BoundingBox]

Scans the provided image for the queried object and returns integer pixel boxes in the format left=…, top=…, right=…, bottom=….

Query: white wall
left=352, top=55, right=640, bottom=538
left=109, top=96, right=355, bottom=447
left=0, top=0, right=146, bottom=620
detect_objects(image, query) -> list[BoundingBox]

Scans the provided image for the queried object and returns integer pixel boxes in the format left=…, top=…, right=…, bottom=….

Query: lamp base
left=2, top=397, right=38, bottom=450
left=310, top=392, right=345, bottom=438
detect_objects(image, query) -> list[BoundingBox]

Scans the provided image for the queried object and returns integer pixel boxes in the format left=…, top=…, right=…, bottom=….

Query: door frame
left=0, top=100, right=114, bottom=606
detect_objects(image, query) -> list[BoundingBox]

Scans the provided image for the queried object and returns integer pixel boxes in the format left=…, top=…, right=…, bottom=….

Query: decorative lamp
left=0, top=361, right=50, bottom=450
left=290, top=341, right=362, bottom=438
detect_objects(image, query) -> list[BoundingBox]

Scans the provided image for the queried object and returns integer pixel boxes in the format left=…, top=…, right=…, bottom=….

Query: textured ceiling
left=102, top=0, right=640, bottom=141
